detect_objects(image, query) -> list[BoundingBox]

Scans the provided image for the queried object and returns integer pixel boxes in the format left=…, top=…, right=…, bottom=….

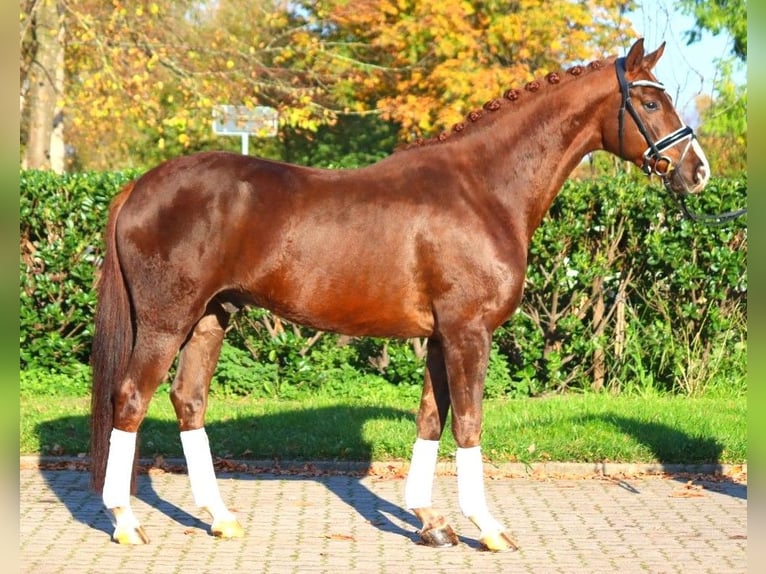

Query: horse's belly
left=258, top=288, right=435, bottom=339
left=252, top=276, right=434, bottom=338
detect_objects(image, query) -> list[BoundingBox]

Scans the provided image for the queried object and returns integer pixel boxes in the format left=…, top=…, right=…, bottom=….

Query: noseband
left=615, top=57, right=746, bottom=226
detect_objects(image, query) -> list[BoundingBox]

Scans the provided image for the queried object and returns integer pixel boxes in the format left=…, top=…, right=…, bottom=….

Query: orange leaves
left=322, top=0, right=634, bottom=137
left=56, top=0, right=635, bottom=168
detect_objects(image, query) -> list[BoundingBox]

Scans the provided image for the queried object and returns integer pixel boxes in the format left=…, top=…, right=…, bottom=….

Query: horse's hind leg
left=405, top=337, right=459, bottom=547
left=171, top=302, right=244, bottom=539
left=104, top=328, right=185, bottom=544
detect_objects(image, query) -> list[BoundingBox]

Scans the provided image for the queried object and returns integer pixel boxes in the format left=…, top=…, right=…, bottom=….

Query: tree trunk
left=24, top=0, right=65, bottom=172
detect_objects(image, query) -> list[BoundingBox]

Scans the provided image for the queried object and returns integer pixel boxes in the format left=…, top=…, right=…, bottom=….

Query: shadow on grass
left=586, top=414, right=746, bottom=500
left=34, top=405, right=478, bottom=545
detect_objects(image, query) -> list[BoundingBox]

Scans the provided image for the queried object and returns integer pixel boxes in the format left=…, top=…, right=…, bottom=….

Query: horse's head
left=605, top=39, right=710, bottom=195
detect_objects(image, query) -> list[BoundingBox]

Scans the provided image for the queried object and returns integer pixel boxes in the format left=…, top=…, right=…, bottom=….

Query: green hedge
left=20, top=170, right=138, bottom=375
left=19, top=169, right=747, bottom=397
left=502, top=176, right=747, bottom=396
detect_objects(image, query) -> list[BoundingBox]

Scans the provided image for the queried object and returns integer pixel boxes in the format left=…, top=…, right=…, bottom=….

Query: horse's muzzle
left=664, top=138, right=710, bottom=195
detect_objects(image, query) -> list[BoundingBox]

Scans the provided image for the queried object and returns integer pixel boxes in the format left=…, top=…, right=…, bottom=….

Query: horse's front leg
left=406, top=337, right=459, bottom=547
left=443, top=324, right=518, bottom=552
left=171, top=305, right=243, bottom=539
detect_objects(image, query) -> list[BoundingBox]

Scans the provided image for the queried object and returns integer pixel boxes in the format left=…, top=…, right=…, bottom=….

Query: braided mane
left=397, top=58, right=610, bottom=151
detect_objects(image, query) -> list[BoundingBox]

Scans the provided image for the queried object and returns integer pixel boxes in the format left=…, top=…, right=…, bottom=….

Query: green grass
left=20, top=384, right=746, bottom=465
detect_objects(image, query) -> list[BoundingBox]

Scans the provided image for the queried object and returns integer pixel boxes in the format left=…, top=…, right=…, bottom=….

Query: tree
left=322, top=0, right=636, bottom=137
left=21, top=0, right=639, bottom=171
left=678, top=0, right=746, bottom=176
left=21, top=0, right=351, bottom=170
left=693, top=61, right=746, bottom=176
left=60, top=0, right=342, bottom=169
left=21, top=0, right=66, bottom=172
left=678, top=0, right=746, bottom=61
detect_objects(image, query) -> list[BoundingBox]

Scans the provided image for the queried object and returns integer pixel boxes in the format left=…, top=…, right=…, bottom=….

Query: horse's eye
left=643, top=101, right=659, bottom=111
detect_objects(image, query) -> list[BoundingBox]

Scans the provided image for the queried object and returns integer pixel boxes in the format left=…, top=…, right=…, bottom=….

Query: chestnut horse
left=90, top=39, right=709, bottom=551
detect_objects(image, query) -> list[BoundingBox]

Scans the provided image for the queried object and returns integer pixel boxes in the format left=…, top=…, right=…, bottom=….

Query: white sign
left=212, top=105, right=278, bottom=154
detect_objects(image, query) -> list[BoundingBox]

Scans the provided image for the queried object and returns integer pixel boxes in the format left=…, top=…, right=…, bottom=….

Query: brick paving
left=19, top=463, right=746, bottom=573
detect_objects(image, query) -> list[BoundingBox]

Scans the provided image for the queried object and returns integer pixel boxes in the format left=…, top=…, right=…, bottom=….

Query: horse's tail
left=90, top=181, right=136, bottom=494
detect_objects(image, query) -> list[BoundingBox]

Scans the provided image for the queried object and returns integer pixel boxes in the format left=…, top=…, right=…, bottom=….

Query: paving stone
left=19, top=467, right=746, bottom=573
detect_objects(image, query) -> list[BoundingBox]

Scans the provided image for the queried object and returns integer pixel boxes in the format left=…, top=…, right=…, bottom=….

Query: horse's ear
left=625, top=39, right=666, bottom=75
left=624, top=38, right=646, bottom=74
left=641, top=41, right=666, bottom=71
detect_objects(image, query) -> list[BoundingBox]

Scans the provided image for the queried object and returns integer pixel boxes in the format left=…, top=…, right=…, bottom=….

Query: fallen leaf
left=325, top=533, right=355, bottom=541
left=670, top=481, right=706, bottom=498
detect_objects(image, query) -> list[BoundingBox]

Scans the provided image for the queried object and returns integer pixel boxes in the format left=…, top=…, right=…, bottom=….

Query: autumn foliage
left=21, top=0, right=637, bottom=170
left=328, top=0, right=634, bottom=134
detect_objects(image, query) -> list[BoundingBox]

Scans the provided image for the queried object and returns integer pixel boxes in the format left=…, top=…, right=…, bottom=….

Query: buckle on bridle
left=645, top=155, right=672, bottom=177
left=642, top=125, right=695, bottom=177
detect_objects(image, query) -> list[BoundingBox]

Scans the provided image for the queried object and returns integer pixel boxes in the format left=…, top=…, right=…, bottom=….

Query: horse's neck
left=459, top=69, right=613, bottom=238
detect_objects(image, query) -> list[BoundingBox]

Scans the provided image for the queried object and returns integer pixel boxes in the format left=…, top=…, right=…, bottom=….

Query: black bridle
left=615, top=57, right=746, bottom=226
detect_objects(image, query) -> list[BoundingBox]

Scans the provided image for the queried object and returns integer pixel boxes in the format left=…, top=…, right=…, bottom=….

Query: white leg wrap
left=102, top=428, right=137, bottom=509
left=404, top=438, right=439, bottom=509
left=456, top=446, right=503, bottom=534
left=180, top=428, right=233, bottom=521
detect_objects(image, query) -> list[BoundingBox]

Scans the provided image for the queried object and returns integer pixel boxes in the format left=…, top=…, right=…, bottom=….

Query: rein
left=675, top=194, right=747, bottom=226
left=615, top=57, right=747, bottom=226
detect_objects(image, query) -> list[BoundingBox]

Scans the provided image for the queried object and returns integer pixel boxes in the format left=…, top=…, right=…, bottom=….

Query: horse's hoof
left=418, top=524, right=459, bottom=548
left=479, top=530, right=518, bottom=552
left=112, top=524, right=150, bottom=545
left=211, top=518, right=245, bottom=539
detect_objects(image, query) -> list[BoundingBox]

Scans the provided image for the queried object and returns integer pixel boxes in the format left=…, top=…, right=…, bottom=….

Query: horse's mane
left=396, top=57, right=613, bottom=152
